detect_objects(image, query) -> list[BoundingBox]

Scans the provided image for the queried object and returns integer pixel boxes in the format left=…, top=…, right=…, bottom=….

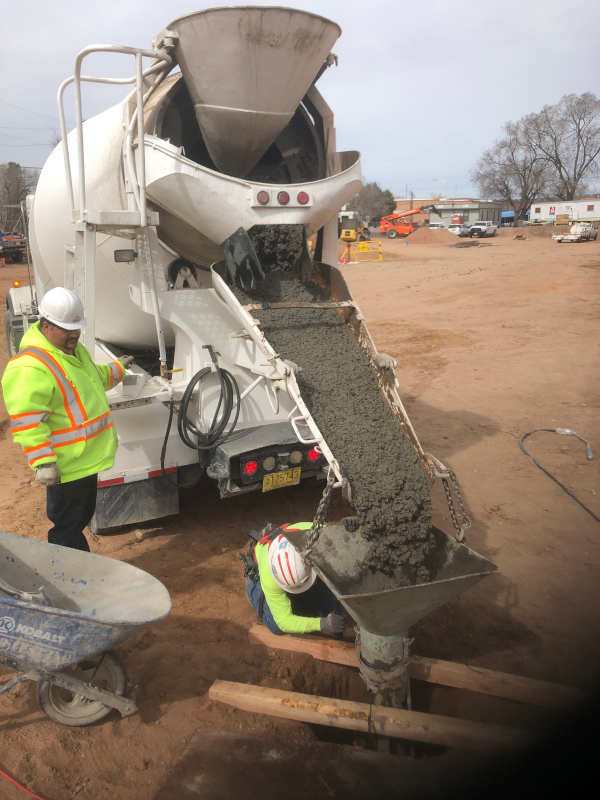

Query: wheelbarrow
left=0, top=531, right=171, bottom=726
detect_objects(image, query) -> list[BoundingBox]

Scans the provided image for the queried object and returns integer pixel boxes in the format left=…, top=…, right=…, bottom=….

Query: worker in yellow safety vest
left=1, top=287, right=133, bottom=552
left=242, top=522, right=346, bottom=637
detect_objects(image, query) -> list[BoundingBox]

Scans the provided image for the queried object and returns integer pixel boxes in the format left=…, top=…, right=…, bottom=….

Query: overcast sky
left=2, top=0, right=598, bottom=198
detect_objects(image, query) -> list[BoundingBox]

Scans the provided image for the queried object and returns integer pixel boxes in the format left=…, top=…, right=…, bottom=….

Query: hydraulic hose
left=177, top=364, right=240, bottom=450
left=161, top=350, right=241, bottom=481
left=519, top=428, right=599, bottom=522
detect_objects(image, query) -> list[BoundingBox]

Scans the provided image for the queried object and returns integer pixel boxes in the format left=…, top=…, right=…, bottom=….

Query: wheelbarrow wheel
left=37, top=651, right=127, bottom=727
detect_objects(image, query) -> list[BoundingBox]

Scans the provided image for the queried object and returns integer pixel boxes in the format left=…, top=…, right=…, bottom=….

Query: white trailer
left=7, top=7, right=365, bottom=531
left=529, top=199, right=600, bottom=224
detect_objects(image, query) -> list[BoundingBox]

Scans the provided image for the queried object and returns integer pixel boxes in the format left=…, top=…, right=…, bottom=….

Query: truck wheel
left=37, top=651, right=127, bottom=727
left=387, top=230, right=398, bottom=239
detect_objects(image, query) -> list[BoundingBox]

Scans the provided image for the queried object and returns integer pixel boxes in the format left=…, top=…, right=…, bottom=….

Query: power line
left=2, top=100, right=57, bottom=122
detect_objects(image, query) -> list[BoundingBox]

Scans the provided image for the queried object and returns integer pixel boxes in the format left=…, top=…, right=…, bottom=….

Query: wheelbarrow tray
left=0, top=532, right=171, bottom=671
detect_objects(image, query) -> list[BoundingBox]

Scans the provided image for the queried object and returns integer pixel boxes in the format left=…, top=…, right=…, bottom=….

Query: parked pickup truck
left=469, top=220, right=497, bottom=237
left=552, top=222, right=598, bottom=243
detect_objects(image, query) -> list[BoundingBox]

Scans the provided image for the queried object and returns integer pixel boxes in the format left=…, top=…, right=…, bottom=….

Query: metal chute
left=166, top=6, right=341, bottom=176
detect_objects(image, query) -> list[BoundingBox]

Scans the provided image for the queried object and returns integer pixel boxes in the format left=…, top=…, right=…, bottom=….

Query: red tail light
left=297, top=191, right=309, bottom=205
left=277, top=191, right=290, bottom=205
left=307, top=448, right=321, bottom=463
left=257, top=190, right=269, bottom=205
left=243, top=460, right=259, bottom=476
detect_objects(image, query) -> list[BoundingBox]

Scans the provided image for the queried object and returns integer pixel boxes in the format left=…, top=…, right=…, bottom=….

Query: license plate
left=262, top=467, right=301, bottom=493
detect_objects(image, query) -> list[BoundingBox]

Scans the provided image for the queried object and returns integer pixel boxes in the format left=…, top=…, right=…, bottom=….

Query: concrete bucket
left=166, top=6, right=341, bottom=177
left=287, top=524, right=496, bottom=702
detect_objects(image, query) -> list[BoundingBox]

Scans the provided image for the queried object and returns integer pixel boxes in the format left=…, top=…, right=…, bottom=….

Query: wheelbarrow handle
left=0, top=575, right=50, bottom=606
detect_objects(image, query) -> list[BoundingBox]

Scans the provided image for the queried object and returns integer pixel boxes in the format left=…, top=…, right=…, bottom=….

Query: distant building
left=429, top=199, right=502, bottom=228
left=528, top=198, right=600, bottom=224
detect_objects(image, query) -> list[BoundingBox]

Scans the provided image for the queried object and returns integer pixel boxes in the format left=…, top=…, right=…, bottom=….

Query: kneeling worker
left=244, top=522, right=346, bottom=637
left=1, top=287, right=133, bottom=552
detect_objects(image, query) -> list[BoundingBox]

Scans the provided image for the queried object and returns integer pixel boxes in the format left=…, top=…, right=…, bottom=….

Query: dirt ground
left=1, top=228, right=599, bottom=799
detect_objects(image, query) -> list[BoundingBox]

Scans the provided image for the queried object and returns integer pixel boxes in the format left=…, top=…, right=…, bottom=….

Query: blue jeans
left=246, top=578, right=284, bottom=635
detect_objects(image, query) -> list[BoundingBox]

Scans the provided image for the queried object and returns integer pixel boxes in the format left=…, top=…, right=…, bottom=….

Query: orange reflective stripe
left=30, top=451, right=55, bottom=466
left=53, top=423, right=114, bottom=449
left=50, top=412, right=113, bottom=446
left=108, top=361, right=122, bottom=388
left=15, top=347, right=87, bottom=426
left=10, top=411, right=48, bottom=430
left=24, top=441, right=52, bottom=454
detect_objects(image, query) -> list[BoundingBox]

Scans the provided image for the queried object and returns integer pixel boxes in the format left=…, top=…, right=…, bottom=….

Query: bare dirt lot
left=1, top=229, right=599, bottom=799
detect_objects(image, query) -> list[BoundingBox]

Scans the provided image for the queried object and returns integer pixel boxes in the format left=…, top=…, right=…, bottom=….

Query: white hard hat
left=268, top=534, right=316, bottom=594
left=39, top=287, right=85, bottom=330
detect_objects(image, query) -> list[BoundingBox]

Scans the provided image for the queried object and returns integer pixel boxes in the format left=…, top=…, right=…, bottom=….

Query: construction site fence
left=340, top=241, right=383, bottom=263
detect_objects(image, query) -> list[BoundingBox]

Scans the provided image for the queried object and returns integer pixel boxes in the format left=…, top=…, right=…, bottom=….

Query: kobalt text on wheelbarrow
left=0, top=531, right=171, bottom=726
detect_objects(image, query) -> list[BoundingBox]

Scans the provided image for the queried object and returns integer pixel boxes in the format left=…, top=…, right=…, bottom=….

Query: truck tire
left=387, top=229, right=398, bottom=239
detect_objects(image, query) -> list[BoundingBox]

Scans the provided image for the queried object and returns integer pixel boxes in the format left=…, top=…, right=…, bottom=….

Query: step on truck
left=5, top=6, right=408, bottom=532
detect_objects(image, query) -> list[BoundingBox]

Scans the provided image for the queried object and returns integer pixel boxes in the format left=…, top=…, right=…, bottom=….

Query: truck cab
left=469, top=220, right=497, bottom=237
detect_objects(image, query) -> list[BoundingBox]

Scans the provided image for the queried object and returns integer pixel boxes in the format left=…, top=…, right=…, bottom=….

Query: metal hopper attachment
left=287, top=524, right=496, bottom=701
left=166, top=7, right=341, bottom=176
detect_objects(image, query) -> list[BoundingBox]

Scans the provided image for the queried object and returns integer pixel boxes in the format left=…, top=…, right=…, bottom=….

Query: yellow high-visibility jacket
left=1, top=322, right=123, bottom=483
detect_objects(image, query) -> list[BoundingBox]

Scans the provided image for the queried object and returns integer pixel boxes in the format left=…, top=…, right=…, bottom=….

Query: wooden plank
left=409, top=656, right=583, bottom=710
left=249, top=624, right=582, bottom=709
left=209, top=680, right=531, bottom=752
left=250, top=624, right=358, bottom=668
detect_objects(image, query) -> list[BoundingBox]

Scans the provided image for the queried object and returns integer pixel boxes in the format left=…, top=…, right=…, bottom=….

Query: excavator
left=380, top=204, right=441, bottom=238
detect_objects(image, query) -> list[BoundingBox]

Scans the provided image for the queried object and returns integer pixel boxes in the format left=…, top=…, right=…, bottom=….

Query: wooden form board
left=209, top=680, right=531, bottom=752
left=249, top=624, right=582, bottom=709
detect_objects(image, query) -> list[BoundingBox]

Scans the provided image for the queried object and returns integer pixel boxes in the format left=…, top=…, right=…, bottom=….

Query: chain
left=304, top=468, right=337, bottom=561
left=426, top=454, right=471, bottom=542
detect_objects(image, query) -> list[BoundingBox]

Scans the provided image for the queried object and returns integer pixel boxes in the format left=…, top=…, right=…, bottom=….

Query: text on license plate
left=262, top=468, right=301, bottom=493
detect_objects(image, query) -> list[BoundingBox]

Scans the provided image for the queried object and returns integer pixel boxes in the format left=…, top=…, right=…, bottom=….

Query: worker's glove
left=320, top=612, right=345, bottom=637
left=119, top=355, right=134, bottom=369
left=35, top=463, right=60, bottom=486
left=374, top=353, right=397, bottom=371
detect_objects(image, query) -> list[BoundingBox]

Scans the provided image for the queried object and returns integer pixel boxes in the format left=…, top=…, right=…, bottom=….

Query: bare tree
left=473, top=121, right=549, bottom=220
left=522, top=93, right=600, bottom=200
left=348, top=182, right=396, bottom=225
left=0, top=162, right=39, bottom=231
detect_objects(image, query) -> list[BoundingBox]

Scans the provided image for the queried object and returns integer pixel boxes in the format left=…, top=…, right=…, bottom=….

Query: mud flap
left=91, top=476, right=179, bottom=533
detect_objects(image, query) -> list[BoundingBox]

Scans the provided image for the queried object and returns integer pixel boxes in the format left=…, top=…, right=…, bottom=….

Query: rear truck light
left=12, top=280, right=21, bottom=288
left=262, top=455, right=276, bottom=472
left=257, top=190, right=269, bottom=205
left=277, top=190, right=290, bottom=205
left=289, top=450, right=303, bottom=465
left=307, top=447, right=321, bottom=463
left=243, top=459, right=259, bottom=477
left=297, top=191, right=309, bottom=205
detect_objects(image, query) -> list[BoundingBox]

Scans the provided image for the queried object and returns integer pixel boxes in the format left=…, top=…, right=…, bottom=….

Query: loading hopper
left=288, top=525, right=497, bottom=637
left=166, top=7, right=341, bottom=176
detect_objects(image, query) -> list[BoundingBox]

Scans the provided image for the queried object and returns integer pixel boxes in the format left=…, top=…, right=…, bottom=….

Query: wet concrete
left=234, top=228, right=436, bottom=584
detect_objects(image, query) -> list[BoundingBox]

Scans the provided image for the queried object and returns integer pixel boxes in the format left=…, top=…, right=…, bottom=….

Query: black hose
left=519, top=428, right=599, bottom=522
left=160, top=363, right=241, bottom=483
left=177, top=366, right=240, bottom=450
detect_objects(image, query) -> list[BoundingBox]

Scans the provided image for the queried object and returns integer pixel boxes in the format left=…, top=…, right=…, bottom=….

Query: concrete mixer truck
left=5, top=7, right=366, bottom=530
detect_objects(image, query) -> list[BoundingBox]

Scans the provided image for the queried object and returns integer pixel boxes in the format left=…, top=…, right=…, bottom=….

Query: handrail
left=57, top=44, right=172, bottom=217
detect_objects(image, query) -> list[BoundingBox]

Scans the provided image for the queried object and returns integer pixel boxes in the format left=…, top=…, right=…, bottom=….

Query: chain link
left=440, top=468, right=471, bottom=541
left=426, top=454, right=471, bottom=542
left=304, top=468, right=337, bottom=561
